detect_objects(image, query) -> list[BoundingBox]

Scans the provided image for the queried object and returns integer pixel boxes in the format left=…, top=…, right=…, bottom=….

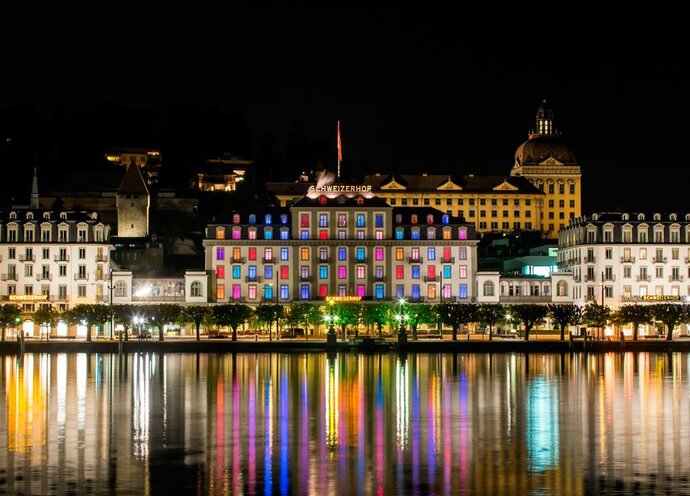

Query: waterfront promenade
left=2, top=334, right=690, bottom=354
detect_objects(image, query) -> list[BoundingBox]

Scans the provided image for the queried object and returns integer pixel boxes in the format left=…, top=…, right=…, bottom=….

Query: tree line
left=1, top=301, right=689, bottom=342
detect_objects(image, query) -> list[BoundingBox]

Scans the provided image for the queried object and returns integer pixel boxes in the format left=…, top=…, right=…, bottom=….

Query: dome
left=514, top=134, right=577, bottom=166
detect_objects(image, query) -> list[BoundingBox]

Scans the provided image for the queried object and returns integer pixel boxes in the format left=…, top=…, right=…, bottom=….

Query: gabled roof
left=118, top=163, right=149, bottom=196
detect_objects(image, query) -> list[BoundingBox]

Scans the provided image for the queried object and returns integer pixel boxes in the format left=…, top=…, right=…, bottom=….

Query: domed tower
left=511, top=100, right=581, bottom=238
left=116, top=162, right=150, bottom=237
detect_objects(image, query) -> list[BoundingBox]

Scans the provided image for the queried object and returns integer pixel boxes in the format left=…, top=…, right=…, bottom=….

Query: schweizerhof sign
left=308, top=184, right=372, bottom=193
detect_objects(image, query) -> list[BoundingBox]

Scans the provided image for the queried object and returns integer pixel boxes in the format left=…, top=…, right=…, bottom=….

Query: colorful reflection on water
left=1, top=352, right=690, bottom=495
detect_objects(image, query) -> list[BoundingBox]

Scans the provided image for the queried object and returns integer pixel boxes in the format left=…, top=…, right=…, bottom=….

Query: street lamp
left=324, top=314, right=338, bottom=346
left=396, top=298, right=409, bottom=345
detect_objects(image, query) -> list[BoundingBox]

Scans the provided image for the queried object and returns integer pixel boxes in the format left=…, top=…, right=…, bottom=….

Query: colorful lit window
left=427, top=248, right=435, bottom=260
left=216, top=265, right=224, bottom=279
left=356, top=214, right=365, bottom=227
left=319, top=230, right=328, bottom=240
left=232, top=284, right=241, bottom=300
left=458, top=247, right=467, bottom=260
left=458, top=228, right=468, bottom=240
left=375, top=247, right=384, bottom=261
left=280, top=247, right=289, bottom=261
left=356, top=247, right=365, bottom=262
left=264, top=285, right=273, bottom=300
left=319, top=285, right=328, bottom=298
left=248, top=247, right=257, bottom=261
left=338, top=247, right=347, bottom=261
left=319, top=266, right=328, bottom=279
left=301, top=285, right=310, bottom=300
left=443, top=265, right=452, bottom=279
left=216, top=247, right=224, bottom=260
left=357, top=266, right=365, bottom=279
left=411, top=284, right=420, bottom=299
left=217, top=284, right=225, bottom=300
left=396, top=265, right=404, bottom=279
left=375, top=214, right=384, bottom=228
left=356, top=285, right=365, bottom=297
left=459, top=284, right=468, bottom=299
left=232, top=266, right=241, bottom=279
left=301, top=213, right=310, bottom=228
left=375, top=285, right=384, bottom=300
left=264, top=265, right=273, bottom=279
left=411, top=266, right=420, bottom=279
left=280, top=266, right=289, bottom=279
left=395, top=247, right=404, bottom=261
left=396, top=285, right=404, bottom=299
left=280, top=285, right=289, bottom=300
left=232, top=227, right=241, bottom=240
left=459, top=265, right=467, bottom=278
left=248, top=285, right=257, bottom=299
left=338, top=266, right=347, bottom=279
left=300, top=247, right=309, bottom=261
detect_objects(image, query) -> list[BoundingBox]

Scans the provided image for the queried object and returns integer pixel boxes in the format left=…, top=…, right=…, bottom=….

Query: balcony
left=1, top=273, right=18, bottom=281
left=407, top=256, right=424, bottom=264
left=318, top=257, right=330, bottom=263
left=95, top=272, right=106, bottom=281
left=584, top=275, right=597, bottom=282
left=603, top=274, right=616, bottom=282
left=636, top=275, right=651, bottom=282
left=669, top=275, right=685, bottom=282
left=232, top=256, right=247, bottom=264
left=19, top=254, right=35, bottom=262
left=355, top=258, right=367, bottom=263
left=408, top=297, right=426, bottom=303
left=54, top=255, right=70, bottom=262
left=441, top=256, right=455, bottom=263
left=500, top=295, right=551, bottom=304
left=261, top=257, right=274, bottom=264
left=299, top=275, right=313, bottom=282
left=439, top=296, right=457, bottom=303
left=245, top=276, right=263, bottom=283
left=423, top=275, right=439, bottom=282
left=95, top=255, right=109, bottom=263
left=567, top=257, right=582, bottom=264
left=573, top=275, right=581, bottom=282
left=584, top=256, right=596, bottom=264
left=620, top=256, right=636, bottom=263
left=74, top=274, right=90, bottom=281
left=37, top=273, right=52, bottom=281
left=372, top=275, right=386, bottom=282
left=653, top=257, right=667, bottom=263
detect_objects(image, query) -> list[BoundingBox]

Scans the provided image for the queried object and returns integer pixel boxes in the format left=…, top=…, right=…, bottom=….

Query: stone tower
left=116, top=162, right=150, bottom=237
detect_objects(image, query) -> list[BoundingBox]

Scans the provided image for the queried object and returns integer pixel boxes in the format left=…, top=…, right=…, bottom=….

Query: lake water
left=1, top=352, right=690, bottom=495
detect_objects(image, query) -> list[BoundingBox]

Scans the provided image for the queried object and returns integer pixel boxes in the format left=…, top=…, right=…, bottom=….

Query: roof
left=514, top=135, right=577, bottom=165
left=0, top=209, right=102, bottom=222
left=118, top=163, right=149, bottom=196
left=363, top=174, right=543, bottom=194
left=291, top=195, right=390, bottom=208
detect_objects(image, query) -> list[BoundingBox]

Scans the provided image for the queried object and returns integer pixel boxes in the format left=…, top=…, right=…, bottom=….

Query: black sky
left=1, top=10, right=688, bottom=212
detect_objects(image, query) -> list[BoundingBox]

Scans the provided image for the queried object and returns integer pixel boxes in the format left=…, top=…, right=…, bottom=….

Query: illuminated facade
left=268, top=175, right=544, bottom=235
left=111, top=270, right=208, bottom=305
left=203, top=194, right=479, bottom=304
left=195, top=155, right=252, bottom=192
left=559, top=212, right=690, bottom=311
left=105, top=148, right=162, bottom=185
left=511, top=100, right=582, bottom=238
left=0, top=209, right=112, bottom=314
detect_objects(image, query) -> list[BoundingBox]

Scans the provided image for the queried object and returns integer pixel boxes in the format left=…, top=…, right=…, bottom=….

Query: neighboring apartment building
left=203, top=193, right=479, bottom=304
left=0, top=209, right=112, bottom=314
left=559, top=212, right=690, bottom=308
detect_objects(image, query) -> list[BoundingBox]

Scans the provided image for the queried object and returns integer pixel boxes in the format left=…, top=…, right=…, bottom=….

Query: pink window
left=232, top=284, right=241, bottom=300
left=232, top=228, right=241, bottom=240
left=338, top=266, right=347, bottom=279
left=458, top=228, right=467, bottom=240
left=356, top=285, right=365, bottom=297
left=375, top=247, right=384, bottom=261
left=459, top=265, right=467, bottom=278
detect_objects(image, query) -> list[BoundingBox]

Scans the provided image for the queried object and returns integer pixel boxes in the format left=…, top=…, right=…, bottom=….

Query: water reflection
left=1, top=352, right=690, bottom=494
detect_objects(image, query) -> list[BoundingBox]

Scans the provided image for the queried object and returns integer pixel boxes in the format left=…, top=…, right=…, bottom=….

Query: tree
left=509, top=304, right=548, bottom=341
left=33, top=306, right=60, bottom=340
left=652, top=303, right=689, bottom=341
left=548, top=304, right=583, bottom=341
left=304, top=304, right=324, bottom=338
left=478, top=303, right=505, bottom=341
left=0, top=304, right=22, bottom=341
left=148, top=304, right=182, bottom=341
left=616, top=304, right=652, bottom=341
left=181, top=306, right=210, bottom=341
left=91, top=305, right=115, bottom=339
left=582, top=303, right=611, bottom=340
left=254, top=304, right=284, bottom=340
left=68, top=304, right=101, bottom=341
left=331, top=303, right=361, bottom=340
left=361, top=303, right=391, bottom=338
left=436, top=303, right=479, bottom=341
left=407, top=304, right=435, bottom=340
left=214, top=304, right=253, bottom=341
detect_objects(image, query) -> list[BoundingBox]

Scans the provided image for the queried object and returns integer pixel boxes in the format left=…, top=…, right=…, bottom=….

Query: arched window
left=395, top=214, right=402, bottom=223
left=319, top=196, right=327, bottom=205
left=233, top=213, right=241, bottom=224
left=458, top=227, right=468, bottom=240
left=114, top=281, right=128, bottom=297
left=280, top=214, right=288, bottom=224
left=191, top=281, right=202, bottom=297
left=442, top=215, right=449, bottom=225
left=43, top=212, right=51, bottom=220
left=248, top=214, right=256, bottom=224
left=557, top=280, right=568, bottom=297
left=9, top=212, right=17, bottom=220
left=216, top=227, right=225, bottom=240
left=26, top=212, right=34, bottom=220
left=483, top=280, right=495, bottom=296
left=410, top=214, right=418, bottom=224
left=426, top=214, right=434, bottom=224
left=265, top=214, right=272, bottom=225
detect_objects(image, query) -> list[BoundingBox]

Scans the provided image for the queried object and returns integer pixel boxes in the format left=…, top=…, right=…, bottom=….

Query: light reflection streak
left=264, top=372, right=273, bottom=494
left=325, top=356, right=338, bottom=452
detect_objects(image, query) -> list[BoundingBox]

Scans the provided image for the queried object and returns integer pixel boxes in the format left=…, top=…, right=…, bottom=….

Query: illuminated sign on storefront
left=325, top=296, right=362, bottom=303
left=642, top=295, right=681, bottom=301
left=8, top=295, right=48, bottom=302
left=308, top=185, right=372, bottom=193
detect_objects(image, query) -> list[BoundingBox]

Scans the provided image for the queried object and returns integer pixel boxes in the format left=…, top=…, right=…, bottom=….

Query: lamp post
left=325, top=314, right=338, bottom=346
left=396, top=297, right=408, bottom=346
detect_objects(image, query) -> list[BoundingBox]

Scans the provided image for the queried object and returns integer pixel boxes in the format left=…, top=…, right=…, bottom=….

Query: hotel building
left=203, top=191, right=479, bottom=304
left=559, top=212, right=690, bottom=307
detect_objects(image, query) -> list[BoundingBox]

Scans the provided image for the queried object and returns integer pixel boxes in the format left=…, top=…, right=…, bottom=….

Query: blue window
left=264, top=228, right=273, bottom=240
left=375, top=284, right=384, bottom=300
left=265, top=214, right=272, bottom=225
left=264, top=265, right=273, bottom=280
left=443, top=265, right=452, bottom=279
left=375, top=214, right=384, bottom=228
left=319, top=266, right=328, bottom=279
left=300, top=230, right=309, bottom=240
left=338, top=247, right=347, bottom=261
left=442, top=215, right=449, bottom=224
left=411, top=266, right=420, bottom=279
left=249, top=214, right=256, bottom=224
left=301, top=284, right=310, bottom=300
left=356, top=214, right=365, bottom=227
left=459, top=284, right=468, bottom=299
left=280, top=248, right=289, bottom=261
left=248, top=265, right=257, bottom=280
left=428, top=248, right=436, bottom=261
left=356, top=247, right=365, bottom=262
left=411, top=229, right=420, bottom=240
left=232, top=266, right=241, bottom=279
left=395, top=228, right=404, bottom=240
left=280, top=229, right=289, bottom=240
left=280, top=214, right=288, bottom=224
left=411, top=284, right=420, bottom=299
left=264, top=285, right=273, bottom=300
left=395, top=285, right=404, bottom=299
left=280, top=284, right=289, bottom=300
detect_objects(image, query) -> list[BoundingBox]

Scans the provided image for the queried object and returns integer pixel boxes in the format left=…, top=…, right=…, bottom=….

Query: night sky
left=1, top=11, right=688, bottom=212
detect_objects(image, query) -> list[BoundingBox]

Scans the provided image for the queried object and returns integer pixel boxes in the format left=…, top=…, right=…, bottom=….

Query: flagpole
left=337, top=120, right=341, bottom=180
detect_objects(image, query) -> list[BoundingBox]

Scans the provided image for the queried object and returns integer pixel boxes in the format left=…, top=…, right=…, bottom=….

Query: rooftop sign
left=308, top=185, right=372, bottom=193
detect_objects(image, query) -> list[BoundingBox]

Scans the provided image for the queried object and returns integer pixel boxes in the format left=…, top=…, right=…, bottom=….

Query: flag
left=337, top=121, right=342, bottom=162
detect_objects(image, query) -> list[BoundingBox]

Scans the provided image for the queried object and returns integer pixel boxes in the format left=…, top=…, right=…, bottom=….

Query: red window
left=319, top=230, right=328, bottom=240
left=301, top=213, right=310, bottom=228
left=396, top=265, right=404, bottom=279
left=443, top=247, right=451, bottom=261
left=428, top=265, right=436, bottom=278
left=248, top=247, right=257, bottom=261
left=319, top=285, right=328, bottom=298
left=216, top=265, right=224, bottom=279
left=280, top=266, right=289, bottom=279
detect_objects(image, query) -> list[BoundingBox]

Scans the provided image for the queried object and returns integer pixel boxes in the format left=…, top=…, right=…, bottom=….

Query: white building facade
left=0, top=209, right=112, bottom=313
left=559, top=212, right=690, bottom=307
